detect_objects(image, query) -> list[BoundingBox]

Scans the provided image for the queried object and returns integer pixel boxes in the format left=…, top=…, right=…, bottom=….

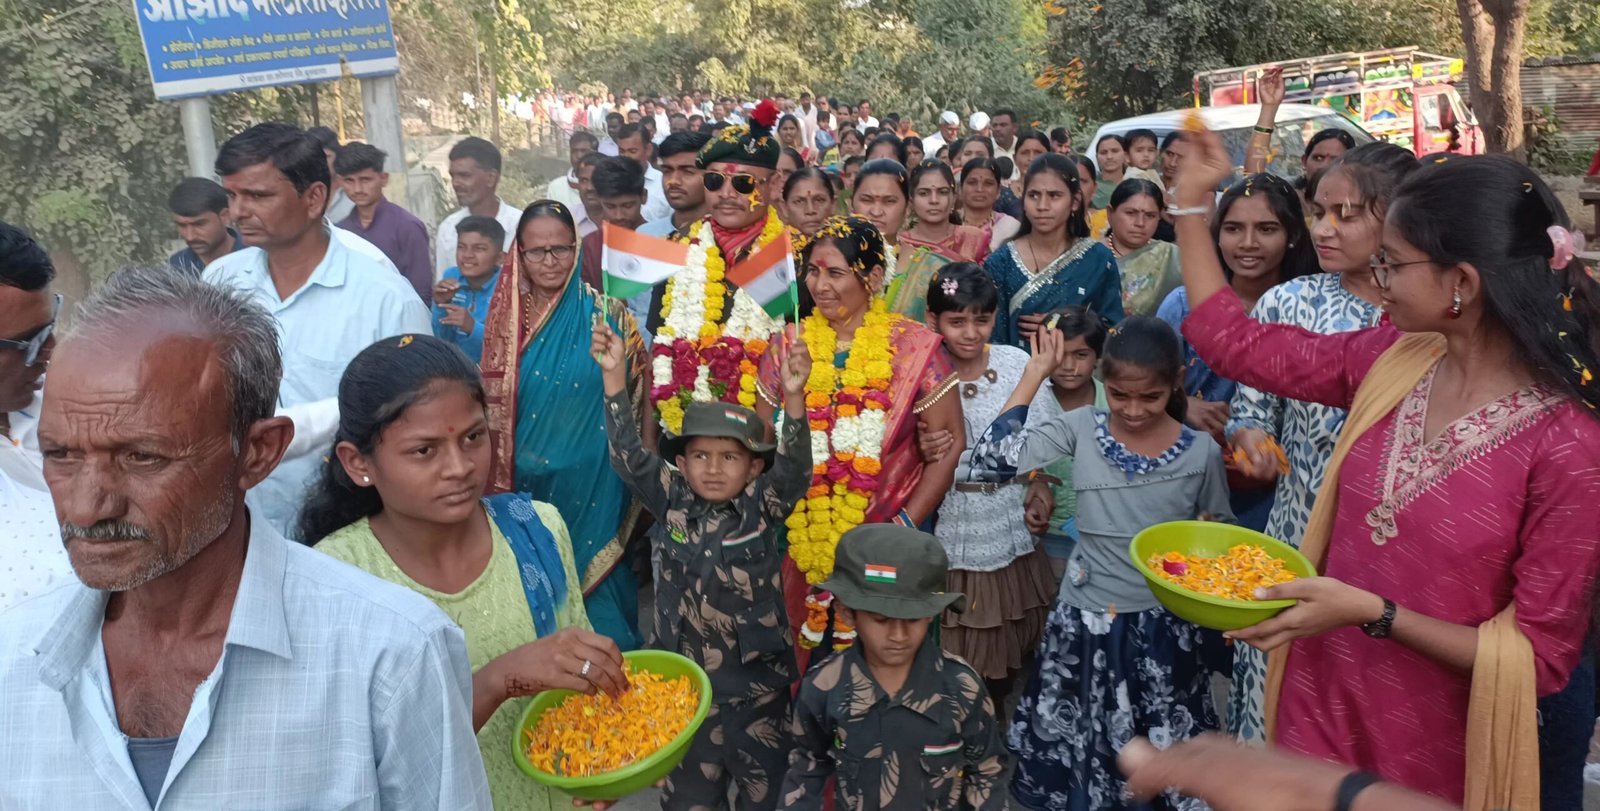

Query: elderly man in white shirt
left=0, top=265, right=490, bottom=809
left=435, top=136, right=522, bottom=275
left=203, top=124, right=430, bottom=541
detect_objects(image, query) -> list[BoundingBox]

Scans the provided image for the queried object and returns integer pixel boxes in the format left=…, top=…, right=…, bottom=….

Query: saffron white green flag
left=601, top=222, right=688, bottom=299
left=726, top=231, right=798, bottom=319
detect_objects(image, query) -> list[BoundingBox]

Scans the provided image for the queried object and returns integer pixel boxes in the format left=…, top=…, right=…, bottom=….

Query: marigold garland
left=784, top=299, right=898, bottom=591
left=651, top=209, right=787, bottom=433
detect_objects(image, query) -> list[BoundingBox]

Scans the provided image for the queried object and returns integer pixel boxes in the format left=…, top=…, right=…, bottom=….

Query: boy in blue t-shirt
left=431, top=215, right=503, bottom=363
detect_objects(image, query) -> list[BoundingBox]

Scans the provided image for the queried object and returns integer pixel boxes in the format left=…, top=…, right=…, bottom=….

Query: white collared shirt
left=643, top=165, right=672, bottom=223
left=436, top=198, right=523, bottom=275
left=0, top=439, right=69, bottom=613
left=0, top=512, right=490, bottom=809
left=204, top=228, right=431, bottom=539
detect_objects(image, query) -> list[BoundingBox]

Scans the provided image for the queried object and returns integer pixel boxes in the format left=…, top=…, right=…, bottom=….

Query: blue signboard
left=132, top=0, right=399, bottom=100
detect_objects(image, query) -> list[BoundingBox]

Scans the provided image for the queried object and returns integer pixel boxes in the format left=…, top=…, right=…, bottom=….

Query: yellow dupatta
left=1263, top=331, right=1539, bottom=810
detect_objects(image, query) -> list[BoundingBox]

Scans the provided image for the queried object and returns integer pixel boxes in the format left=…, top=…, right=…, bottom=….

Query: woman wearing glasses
left=1175, top=130, right=1600, bottom=806
left=890, top=160, right=988, bottom=319
left=479, top=199, right=649, bottom=652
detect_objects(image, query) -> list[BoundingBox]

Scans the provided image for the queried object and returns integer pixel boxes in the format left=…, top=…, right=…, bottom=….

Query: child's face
left=929, top=307, right=995, bottom=362
left=677, top=436, right=763, bottom=503
left=1049, top=334, right=1098, bottom=392
left=1104, top=367, right=1174, bottom=436
left=1128, top=137, right=1158, bottom=170
left=840, top=606, right=929, bottom=670
left=338, top=381, right=490, bottom=526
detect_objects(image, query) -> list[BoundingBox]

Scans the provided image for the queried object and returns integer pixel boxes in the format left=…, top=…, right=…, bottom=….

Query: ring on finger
left=580, top=659, right=592, bottom=678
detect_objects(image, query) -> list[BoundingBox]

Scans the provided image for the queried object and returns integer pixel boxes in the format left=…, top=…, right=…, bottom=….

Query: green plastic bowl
left=512, top=649, right=712, bottom=800
left=1129, top=521, right=1316, bottom=631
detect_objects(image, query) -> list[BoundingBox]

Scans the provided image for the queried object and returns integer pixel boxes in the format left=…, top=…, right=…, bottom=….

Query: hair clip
left=1560, top=289, right=1575, bottom=311
left=1549, top=225, right=1586, bottom=271
left=398, top=335, right=414, bottom=348
left=1432, top=155, right=1449, bottom=164
left=941, top=278, right=959, bottom=296
left=1522, top=181, right=1534, bottom=194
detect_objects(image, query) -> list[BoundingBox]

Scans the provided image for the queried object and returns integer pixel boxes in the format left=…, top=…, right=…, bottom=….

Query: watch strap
left=1362, top=598, right=1397, bottom=638
left=1334, top=771, right=1381, bottom=811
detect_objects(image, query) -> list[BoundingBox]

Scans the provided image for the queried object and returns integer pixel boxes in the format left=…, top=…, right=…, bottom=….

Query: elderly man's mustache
left=60, top=521, right=152, bottom=542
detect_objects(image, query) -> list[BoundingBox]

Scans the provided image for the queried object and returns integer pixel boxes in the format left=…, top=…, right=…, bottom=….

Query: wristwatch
left=1361, top=597, right=1396, bottom=639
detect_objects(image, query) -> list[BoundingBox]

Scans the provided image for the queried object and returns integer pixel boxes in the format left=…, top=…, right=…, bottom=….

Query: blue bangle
left=1334, top=771, right=1380, bottom=811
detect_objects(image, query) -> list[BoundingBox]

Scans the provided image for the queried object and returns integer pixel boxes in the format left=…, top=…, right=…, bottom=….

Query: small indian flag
left=726, top=231, right=799, bottom=319
left=723, top=408, right=750, bottom=425
left=601, top=222, right=689, bottom=299
left=864, top=564, right=897, bottom=583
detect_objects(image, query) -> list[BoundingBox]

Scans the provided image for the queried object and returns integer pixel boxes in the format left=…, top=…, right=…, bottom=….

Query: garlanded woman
left=1176, top=127, right=1600, bottom=806
left=985, top=153, right=1123, bottom=349
left=479, top=200, right=649, bottom=651
left=754, top=215, right=964, bottom=665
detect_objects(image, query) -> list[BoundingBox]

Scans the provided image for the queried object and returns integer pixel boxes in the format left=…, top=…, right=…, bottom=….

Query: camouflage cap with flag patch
left=819, top=525, right=966, bottom=619
left=658, top=401, right=775, bottom=465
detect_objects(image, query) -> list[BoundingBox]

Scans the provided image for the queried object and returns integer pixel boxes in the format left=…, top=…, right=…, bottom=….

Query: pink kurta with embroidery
left=1184, top=289, right=1600, bottom=803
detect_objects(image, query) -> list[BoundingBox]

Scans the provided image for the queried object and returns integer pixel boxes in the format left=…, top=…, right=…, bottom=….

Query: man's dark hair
left=167, top=177, right=229, bottom=217
left=606, top=111, right=625, bottom=126
left=448, top=136, right=503, bottom=173
left=592, top=156, right=646, bottom=199
left=0, top=222, right=54, bottom=291
left=455, top=214, right=506, bottom=246
left=333, top=142, right=387, bottom=176
left=570, top=130, right=599, bottom=150
left=658, top=131, right=711, bottom=160
left=992, top=108, right=1017, bottom=123
left=858, top=99, right=871, bottom=107
left=668, top=112, right=688, bottom=125
left=617, top=123, right=647, bottom=145
left=306, top=125, right=340, bottom=152
left=215, top=122, right=330, bottom=195
left=578, top=152, right=607, bottom=170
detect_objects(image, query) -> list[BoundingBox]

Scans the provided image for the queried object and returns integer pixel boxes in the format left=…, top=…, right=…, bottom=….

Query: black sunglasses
left=0, top=292, right=61, bottom=367
left=703, top=171, right=761, bottom=195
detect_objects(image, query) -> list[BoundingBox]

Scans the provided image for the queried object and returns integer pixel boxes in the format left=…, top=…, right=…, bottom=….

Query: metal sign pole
left=179, top=97, right=218, bottom=180
left=360, top=74, right=407, bottom=211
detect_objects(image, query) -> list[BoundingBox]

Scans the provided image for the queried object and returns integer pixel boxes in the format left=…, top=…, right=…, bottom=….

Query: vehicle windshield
left=1127, top=113, right=1372, bottom=190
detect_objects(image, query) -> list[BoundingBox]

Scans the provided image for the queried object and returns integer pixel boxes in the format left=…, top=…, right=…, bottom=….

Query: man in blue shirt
left=432, top=216, right=503, bottom=363
left=203, top=123, right=430, bottom=541
left=165, top=178, right=241, bottom=276
left=0, top=266, right=489, bottom=809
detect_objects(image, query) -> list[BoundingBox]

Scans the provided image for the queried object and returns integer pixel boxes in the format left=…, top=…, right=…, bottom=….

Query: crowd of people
left=1, top=70, right=1598, bottom=811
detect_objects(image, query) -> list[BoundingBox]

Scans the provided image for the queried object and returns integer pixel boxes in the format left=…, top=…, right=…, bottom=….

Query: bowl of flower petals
left=514, top=650, right=711, bottom=800
left=1130, top=521, right=1315, bottom=631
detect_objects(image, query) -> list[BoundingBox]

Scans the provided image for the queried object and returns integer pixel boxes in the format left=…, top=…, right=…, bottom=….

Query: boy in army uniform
left=778, top=525, right=1006, bottom=811
left=593, top=323, right=812, bottom=810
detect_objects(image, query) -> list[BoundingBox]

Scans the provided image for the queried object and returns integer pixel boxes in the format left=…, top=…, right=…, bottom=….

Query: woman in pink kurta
left=1169, top=139, right=1600, bottom=804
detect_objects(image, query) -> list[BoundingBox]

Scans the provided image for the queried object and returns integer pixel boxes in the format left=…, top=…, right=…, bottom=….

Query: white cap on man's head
left=969, top=111, right=991, bottom=131
left=938, top=110, right=960, bottom=126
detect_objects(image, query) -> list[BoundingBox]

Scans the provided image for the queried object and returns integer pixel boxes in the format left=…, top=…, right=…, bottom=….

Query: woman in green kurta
left=299, top=334, right=629, bottom=811
left=1104, top=178, right=1182, bottom=317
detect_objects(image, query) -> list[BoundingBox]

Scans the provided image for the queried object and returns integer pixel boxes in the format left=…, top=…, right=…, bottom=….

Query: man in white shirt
left=0, top=222, right=71, bottom=612
left=2, top=264, right=490, bottom=808
left=545, top=130, right=598, bottom=231
left=435, top=136, right=523, bottom=274
left=921, top=110, right=961, bottom=156
left=204, top=123, right=430, bottom=540
left=307, top=127, right=356, bottom=223
left=650, top=101, right=670, bottom=142
left=597, top=111, right=624, bottom=156
left=615, top=123, right=672, bottom=222
left=856, top=99, right=879, bottom=133
left=796, top=92, right=832, bottom=153
left=990, top=108, right=1019, bottom=164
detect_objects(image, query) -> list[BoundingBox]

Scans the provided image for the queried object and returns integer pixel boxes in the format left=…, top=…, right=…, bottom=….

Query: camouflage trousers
left=662, top=687, right=792, bottom=811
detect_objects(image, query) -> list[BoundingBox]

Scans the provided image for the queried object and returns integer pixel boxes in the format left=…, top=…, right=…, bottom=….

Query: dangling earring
left=1448, top=288, right=1462, bottom=319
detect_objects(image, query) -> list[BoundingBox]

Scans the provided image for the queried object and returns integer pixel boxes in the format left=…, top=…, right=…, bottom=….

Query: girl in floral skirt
left=967, top=316, right=1234, bottom=811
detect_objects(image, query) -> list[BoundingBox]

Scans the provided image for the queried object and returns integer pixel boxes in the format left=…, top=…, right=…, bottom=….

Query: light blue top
left=431, top=266, right=500, bottom=364
left=0, top=512, right=491, bottom=810
left=203, top=227, right=431, bottom=539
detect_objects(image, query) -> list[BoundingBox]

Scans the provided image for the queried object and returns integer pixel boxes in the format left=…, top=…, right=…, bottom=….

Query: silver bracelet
left=1167, top=204, right=1208, bottom=217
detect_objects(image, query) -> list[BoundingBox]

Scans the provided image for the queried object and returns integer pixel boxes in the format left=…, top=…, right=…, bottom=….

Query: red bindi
left=447, top=425, right=456, bottom=433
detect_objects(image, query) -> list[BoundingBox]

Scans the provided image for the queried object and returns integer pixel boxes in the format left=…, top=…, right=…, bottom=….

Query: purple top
left=337, top=198, right=432, bottom=301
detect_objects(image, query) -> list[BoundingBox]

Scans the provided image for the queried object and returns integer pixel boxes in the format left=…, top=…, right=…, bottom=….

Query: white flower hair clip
left=941, top=278, right=959, bottom=296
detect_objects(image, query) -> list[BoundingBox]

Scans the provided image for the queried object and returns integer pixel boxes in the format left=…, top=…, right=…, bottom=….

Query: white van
left=1087, top=103, right=1374, bottom=188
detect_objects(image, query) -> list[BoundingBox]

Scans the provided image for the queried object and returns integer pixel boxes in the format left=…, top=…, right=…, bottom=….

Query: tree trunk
left=1457, top=0, right=1529, bottom=157
left=1455, top=0, right=1497, bottom=140
left=1483, top=0, right=1528, bottom=159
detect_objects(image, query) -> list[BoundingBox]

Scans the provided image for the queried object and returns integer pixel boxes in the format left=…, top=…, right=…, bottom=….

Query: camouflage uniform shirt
left=604, top=393, right=808, bottom=701
left=779, top=640, right=1006, bottom=811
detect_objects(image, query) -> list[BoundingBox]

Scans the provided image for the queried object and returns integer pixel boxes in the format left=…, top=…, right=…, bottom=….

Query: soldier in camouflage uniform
left=778, top=525, right=1006, bottom=811
left=594, top=323, right=812, bottom=810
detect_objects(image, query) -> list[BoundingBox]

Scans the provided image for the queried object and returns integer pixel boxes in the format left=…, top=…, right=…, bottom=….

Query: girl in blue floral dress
left=967, top=316, right=1233, bottom=811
